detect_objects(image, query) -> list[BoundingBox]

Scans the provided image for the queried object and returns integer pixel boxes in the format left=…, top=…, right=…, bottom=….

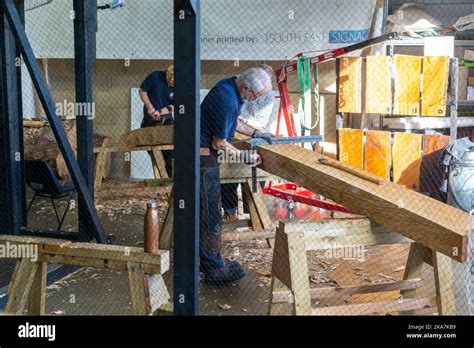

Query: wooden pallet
left=0, top=235, right=171, bottom=315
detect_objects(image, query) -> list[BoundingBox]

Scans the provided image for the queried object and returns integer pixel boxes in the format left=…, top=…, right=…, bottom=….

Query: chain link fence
left=0, top=0, right=473, bottom=316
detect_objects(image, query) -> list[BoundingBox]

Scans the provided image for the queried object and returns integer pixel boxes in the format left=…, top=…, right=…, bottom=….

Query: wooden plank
left=37, top=253, right=162, bottom=274
left=0, top=234, right=72, bottom=246
left=285, top=227, right=312, bottom=315
left=338, top=57, right=362, bottom=113
left=272, top=278, right=422, bottom=304
left=95, top=186, right=172, bottom=198
left=221, top=218, right=412, bottom=247
left=23, top=119, right=47, bottom=128
left=338, top=128, right=364, bottom=169
left=272, top=223, right=292, bottom=290
left=222, top=229, right=275, bottom=242
left=151, top=147, right=169, bottom=179
left=364, top=130, right=391, bottom=180
left=365, top=56, right=392, bottom=114
left=27, top=262, right=47, bottom=315
left=243, top=182, right=263, bottom=230
left=127, top=262, right=150, bottom=315
left=245, top=178, right=273, bottom=229
left=392, top=132, right=422, bottom=191
left=93, top=145, right=174, bottom=154
left=220, top=162, right=270, bottom=180
left=433, top=251, right=473, bottom=315
left=286, top=220, right=411, bottom=250
left=119, top=126, right=174, bottom=147
left=159, top=191, right=174, bottom=250
left=94, top=150, right=108, bottom=192
left=234, top=139, right=469, bottom=262
left=420, top=135, right=449, bottom=201
left=400, top=243, right=426, bottom=311
left=147, top=274, right=170, bottom=313
left=271, top=222, right=312, bottom=315
left=393, top=55, right=422, bottom=116
left=311, top=297, right=436, bottom=316
left=5, top=259, right=38, bottom=314
left=422, top=56, right=449, bottom=117
left=42, top=243, right=170, bottom=271
left=150, top=151, right=162, bottom=180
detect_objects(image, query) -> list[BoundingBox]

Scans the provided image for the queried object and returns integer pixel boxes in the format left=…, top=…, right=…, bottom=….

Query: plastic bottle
left=144, top=201, right=160, bottom=254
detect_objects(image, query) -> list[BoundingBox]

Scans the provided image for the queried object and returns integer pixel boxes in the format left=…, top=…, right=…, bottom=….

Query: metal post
left=74, top=0, right=97, bottom=239
left=382, top=0, right=389, bottom=34
left=173, top=0, right=201, bottom=315
left=0, top=0, right=25, bottom=235
left=450, top=58, right=458, bottom=143
left=3, top=0, right=108, bottom=243
left=14, top=0, right=25, bottom=227
left=335, top=58, right=343, bottom=160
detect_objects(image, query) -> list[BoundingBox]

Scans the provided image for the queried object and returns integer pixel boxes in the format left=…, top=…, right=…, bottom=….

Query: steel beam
left=173, top=0, right=200, bottom=315
left=2, top=0, right=108, bottom=243
left=73, top=0, right=97, bottom=240
left=0, top=0, right=25, bottom=235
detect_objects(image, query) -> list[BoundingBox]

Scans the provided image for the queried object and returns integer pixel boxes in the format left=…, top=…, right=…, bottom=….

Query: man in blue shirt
left=139, top=65, right=174, bottom=176
left=222, top=65, right=276, bottom=221
left=200, top=67, right=273, bottom=285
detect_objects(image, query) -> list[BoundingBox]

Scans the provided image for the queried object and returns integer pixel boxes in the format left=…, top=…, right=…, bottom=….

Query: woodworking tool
left=250, top=135, right=323, bottom=192
left=317, top=158, right=385, bottom=185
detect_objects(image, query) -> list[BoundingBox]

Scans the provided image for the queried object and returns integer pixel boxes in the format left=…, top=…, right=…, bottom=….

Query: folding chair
left=25, top=160, right=76, bottom=231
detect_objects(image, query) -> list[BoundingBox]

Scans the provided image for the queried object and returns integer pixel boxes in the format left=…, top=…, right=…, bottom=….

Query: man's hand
left=148, top=108, right=160, bottom=120
left=252, top=130, right=274, bottom=144
left=249, top=152, right=262, bottom=167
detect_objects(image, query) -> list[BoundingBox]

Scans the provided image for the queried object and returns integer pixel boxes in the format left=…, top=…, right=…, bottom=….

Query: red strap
left=276, top=69, right=297, bottom=137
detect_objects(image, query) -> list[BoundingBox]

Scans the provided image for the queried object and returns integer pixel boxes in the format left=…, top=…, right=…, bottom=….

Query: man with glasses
left=199, top=67, right=273, bottom=285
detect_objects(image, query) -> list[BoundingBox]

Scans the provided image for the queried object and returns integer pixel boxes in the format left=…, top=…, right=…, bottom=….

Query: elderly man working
left=139, top=65, right=175, bottom=177
left=200, top=67, right=273, bottom=285
left=222, top=64, right=276, bottom=221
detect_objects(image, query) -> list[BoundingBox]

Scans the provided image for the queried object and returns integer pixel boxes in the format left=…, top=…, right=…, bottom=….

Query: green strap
left=297, top=56, right=319, bottom=133
left=461, top=59, right=474, bottom=68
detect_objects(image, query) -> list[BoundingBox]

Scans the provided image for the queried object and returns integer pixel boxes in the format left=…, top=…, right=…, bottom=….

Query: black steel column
left=0, top=0, right=25, bottom=235
left=3, top=0, right=108, bottom=243
left=173, top=0, right=201, bottom=315
left=74, top=0, right=97, bottom=239
left=14, top=0, right=25, bottom=227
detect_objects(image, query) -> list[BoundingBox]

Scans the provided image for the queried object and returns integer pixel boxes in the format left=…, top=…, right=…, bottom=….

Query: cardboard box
left=459, top=66, right=468, bottom=100
left=468, top=86, right=474, bottom=100
left=469, top=77, right=474, bottom=87
left=464, top=50, right=474, bottom=62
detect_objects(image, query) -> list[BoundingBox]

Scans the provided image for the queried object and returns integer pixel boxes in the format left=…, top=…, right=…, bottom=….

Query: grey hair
left=237, top=67, right=272, bottom=94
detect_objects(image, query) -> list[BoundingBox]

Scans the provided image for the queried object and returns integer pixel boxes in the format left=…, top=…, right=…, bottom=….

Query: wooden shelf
left=392, top=38, right=474, bottom=47
left=383, top=116, right=474, bottom=130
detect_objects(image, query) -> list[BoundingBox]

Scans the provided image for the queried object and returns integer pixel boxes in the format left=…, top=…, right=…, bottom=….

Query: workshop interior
left=0, top=0, right=473, bottom=317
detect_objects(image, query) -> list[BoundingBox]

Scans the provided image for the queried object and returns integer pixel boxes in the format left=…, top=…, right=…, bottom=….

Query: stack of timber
left=119, top=126, right=174, bottom=147
left=24, top=119, right=111, bottom=184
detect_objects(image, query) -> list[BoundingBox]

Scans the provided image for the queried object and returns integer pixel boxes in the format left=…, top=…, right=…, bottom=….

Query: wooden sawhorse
left=268, top=220, right=472, bottom=315
left=94, top=144, right=173, bottom=193
left=1, top=235, right=171, bottom=315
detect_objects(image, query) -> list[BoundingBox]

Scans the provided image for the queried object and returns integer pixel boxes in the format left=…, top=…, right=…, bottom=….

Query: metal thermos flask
left=144, top=201, right=160, bottom=253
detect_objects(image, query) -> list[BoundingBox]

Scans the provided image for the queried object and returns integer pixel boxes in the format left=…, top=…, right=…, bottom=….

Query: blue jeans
left=200, top=165, right=225, bottom=271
